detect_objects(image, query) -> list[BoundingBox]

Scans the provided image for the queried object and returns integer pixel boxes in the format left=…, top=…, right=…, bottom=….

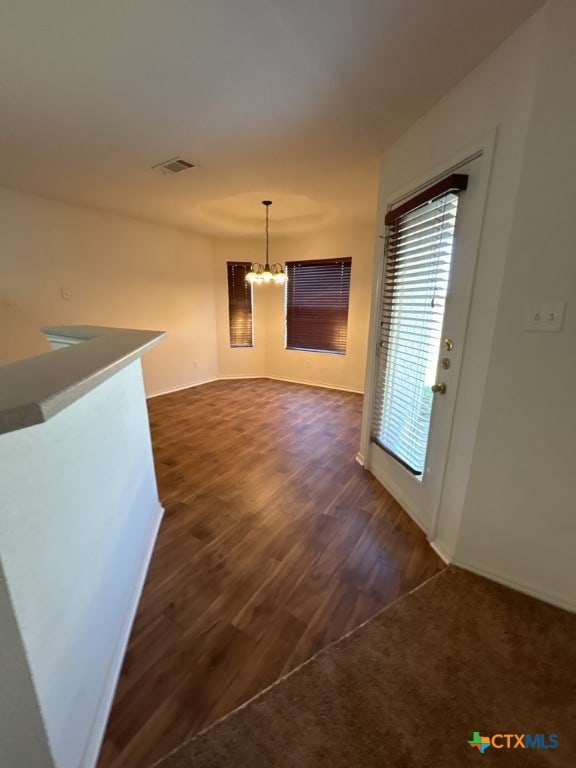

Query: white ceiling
left=0, top=0, right=544, bottom=236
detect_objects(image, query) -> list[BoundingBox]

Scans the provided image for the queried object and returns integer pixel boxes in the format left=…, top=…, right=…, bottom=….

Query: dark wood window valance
left=385, top=174, right=468, bottom=225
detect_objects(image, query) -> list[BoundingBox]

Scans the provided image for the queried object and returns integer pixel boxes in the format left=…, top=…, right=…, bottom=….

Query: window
left=227, top=261, right=253, bottom=347
left=286, top=258, right=352, bottom=354
left=370, top=174, right=467, bottom=475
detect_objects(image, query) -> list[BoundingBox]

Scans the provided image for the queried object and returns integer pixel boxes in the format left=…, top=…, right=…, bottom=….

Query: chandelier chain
left=265, top=204, right=269, bottom=265
left=245, top=199, right=287, bottom=285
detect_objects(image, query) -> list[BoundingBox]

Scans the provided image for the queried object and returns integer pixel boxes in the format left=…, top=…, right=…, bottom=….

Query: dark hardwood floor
left=97, top=378, right=444, bottom=768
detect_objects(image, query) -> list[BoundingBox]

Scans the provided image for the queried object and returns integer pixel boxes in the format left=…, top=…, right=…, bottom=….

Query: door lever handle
left=431, top=382, right=447, bottom=395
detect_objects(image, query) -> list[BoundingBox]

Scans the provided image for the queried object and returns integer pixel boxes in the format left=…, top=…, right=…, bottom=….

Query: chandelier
left=246, top=200, right=288, bottom=285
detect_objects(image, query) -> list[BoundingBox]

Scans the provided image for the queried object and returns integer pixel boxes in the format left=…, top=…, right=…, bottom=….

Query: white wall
left=361, top=7, right=543, bottom=535
left=0, top=566, right=54, bottom=768
left=454, top=0, right=576, bottom=609
left=0, top=360, right=162, bottom=768
left=362, top=0, right=576, bottom=610
left=0, top=187, right=219, bottom=396
left=213, top=224, right=374, bottom=392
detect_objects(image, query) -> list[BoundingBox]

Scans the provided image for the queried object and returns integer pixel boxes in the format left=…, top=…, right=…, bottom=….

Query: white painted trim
left=264, top=375, right=363, bottom=394
left=355, top=453, right=365, bottom=467
left=384, top=142, right=487, bottom=211
left=79, top=500, right=164, bottom=768
left=367, top=452, right=430, bottom=535
left=362, top=132, right=498, bottom=539
left=430, top=539, right=452, bottom=564
left=148, top=375, right=363, bottom=399
left=385, top=485, right=428, bottom=534
left=428, top=130, right=498, bottom=540
left=357, top=229, right=386, bottom=463
left=217, top=374, right=267, bottom=381
left=451, top=557, right=576, bottom=614
left=146, top=378, right=218, bottom=399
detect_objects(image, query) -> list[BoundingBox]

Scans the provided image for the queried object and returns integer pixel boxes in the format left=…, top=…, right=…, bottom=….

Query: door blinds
left=227, top=261, right=253, bottom=347
left=371, top=174, right=468, bottom=476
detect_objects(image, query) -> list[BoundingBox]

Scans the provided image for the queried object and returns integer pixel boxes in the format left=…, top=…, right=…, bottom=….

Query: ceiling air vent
left=152, top=157, right=195, bottom=175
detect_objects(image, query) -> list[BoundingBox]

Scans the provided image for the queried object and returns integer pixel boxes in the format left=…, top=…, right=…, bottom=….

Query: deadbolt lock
left=443, top=338, right=454, bottom=351
left=431, top=382, right=447, bottom=395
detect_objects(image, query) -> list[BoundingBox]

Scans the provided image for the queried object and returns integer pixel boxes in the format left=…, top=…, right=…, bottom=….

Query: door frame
left=359, top=130, right=497, bottom=540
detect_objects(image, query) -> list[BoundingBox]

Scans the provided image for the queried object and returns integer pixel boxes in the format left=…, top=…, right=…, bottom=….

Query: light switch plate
left=524, top=301, right=565, bottom=332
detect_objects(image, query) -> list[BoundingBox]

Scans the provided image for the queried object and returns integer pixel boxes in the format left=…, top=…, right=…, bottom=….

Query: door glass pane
left=371, top=192, right=460, bottom=476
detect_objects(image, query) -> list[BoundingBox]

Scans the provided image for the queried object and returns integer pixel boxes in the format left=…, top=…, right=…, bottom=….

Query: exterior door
left=366, top=154, right=484, bottom=535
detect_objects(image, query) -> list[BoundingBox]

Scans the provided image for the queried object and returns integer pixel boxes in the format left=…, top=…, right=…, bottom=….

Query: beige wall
left=1, top=187, right=374, bottom=396
left=213, top=238, right=267, bottom=380
left=213, top=225, right=374, bottom=392
left=0, top=187, right=218, bottom=396
left=265, top=226, right=374, bottom=392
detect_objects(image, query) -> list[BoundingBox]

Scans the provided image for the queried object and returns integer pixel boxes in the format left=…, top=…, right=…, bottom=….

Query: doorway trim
left=359, top=130, right=497, bottom=543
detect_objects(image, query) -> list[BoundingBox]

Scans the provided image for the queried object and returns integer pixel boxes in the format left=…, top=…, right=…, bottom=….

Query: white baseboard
left=429, top=539, right=575, bottom=611
left=264, top=375, right=363, bottom=394
left=449, top=557, right=576, bottom=614
left=430, top=539, right=453, bottom=564
left=355, top=453, right=365, bottom=467
left=147, top=375, right=363, bottom=398
left=146, top=378, right=218, bottom=399
left=79, top=500, right=164, bottom=768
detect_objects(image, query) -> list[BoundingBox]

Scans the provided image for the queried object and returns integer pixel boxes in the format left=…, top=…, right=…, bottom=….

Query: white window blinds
left=371, top=174, right=467, bottom=476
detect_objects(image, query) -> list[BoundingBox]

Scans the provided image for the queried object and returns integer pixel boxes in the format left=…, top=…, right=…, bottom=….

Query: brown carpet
left=153, top=566, right=576, bottom=768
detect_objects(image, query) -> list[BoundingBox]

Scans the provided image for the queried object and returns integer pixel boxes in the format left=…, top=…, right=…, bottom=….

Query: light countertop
left=0, top=326, right=166, bottom=435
